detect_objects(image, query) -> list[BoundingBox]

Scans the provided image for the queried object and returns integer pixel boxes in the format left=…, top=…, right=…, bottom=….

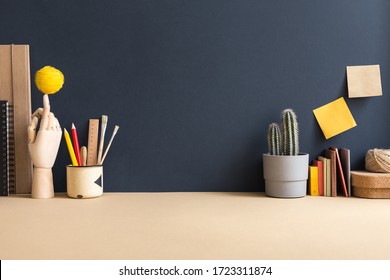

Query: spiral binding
left=1, top=101, right=9, bottom=195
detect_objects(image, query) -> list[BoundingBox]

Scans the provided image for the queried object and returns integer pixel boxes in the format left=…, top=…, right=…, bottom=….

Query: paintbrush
left=101, top=125, right=119, bottom=164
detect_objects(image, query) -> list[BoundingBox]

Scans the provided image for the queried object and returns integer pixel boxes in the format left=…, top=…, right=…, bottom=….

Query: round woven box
left=351, top=170, right=390, bottom=198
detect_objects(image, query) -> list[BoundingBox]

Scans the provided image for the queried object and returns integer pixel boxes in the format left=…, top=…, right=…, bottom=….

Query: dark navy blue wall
left=1, top=0, right=389, bottom=192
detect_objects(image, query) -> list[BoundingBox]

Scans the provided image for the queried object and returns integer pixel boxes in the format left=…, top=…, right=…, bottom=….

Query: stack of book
left=308, top=147, right=351, bottom=197
left=0, top=44, right=32, bottom=195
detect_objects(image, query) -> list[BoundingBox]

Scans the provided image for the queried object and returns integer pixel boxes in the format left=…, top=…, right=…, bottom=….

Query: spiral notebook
left=0, top=45, right=32, bottom=194
left=0, top=100, right=9, bottom=195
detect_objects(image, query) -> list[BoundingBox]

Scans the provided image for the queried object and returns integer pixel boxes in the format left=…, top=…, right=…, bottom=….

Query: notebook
left=0, top=100, right=9, bottom=195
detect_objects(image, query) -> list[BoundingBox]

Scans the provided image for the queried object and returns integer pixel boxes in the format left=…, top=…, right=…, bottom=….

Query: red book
left=71, top=123, right=82, bottom=166
left=312, top=160, right=324, bottom=196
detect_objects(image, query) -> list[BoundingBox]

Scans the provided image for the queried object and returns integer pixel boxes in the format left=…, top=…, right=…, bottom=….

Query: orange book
left=312, top=160, right=324, bottom=196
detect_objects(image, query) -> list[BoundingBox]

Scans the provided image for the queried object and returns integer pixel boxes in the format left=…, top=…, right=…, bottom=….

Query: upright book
left=312, top=159, right=324, bottom=196
left=324, top=148, right=337, bottom=197
left=318, top=156, right=330, bottom=196
left=0, top=100, right=9, bottom=196
left=339, top=148, right=351, bottom=197
left=0, top=44, right=32, bottom=194
left=330, top=146, right=348, bottom=197
left=308, top=165, right=319, bottom=196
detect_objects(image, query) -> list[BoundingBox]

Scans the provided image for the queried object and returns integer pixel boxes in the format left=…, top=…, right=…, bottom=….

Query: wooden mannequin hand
left=28, top=95, right=62, bottom=168
left=28, top=95, right=62, bottom=198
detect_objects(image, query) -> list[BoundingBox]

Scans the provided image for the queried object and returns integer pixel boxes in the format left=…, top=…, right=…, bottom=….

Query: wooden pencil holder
left=66, top=165, right=103, bottom=199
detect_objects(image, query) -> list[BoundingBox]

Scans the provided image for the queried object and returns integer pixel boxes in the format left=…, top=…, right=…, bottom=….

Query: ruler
left=87, top=119, right=99, bottom=166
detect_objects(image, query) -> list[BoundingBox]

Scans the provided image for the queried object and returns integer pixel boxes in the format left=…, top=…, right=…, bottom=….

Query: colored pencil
left=71, top=123, right=82, bottom=166
left=64, top=128, right=79, bottom=166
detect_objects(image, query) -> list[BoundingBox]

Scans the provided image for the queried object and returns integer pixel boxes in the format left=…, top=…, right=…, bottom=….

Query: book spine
left=0, top=100, right=9, bottom=196
left=11, top=45, right=33, bottom=194
left=308, top=166, right=319, bottom=196
left=331, top=146, right=348, bottom=197
left=313, top=160, right=324, bottom=196
left=324, top=149, right=337, bottom=197
left=339, top=148, right=351, bottom=197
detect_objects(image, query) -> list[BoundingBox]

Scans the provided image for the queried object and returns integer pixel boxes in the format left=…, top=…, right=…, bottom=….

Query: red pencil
left=71, top=123, right=82, bottom=166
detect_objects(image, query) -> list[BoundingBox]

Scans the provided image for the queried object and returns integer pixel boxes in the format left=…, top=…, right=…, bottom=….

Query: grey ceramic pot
left=263, top=153, right=309, bottom=198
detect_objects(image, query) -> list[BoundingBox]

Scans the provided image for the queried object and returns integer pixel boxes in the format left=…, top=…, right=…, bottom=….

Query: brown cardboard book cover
left=0, top=45, right=32, bottom=194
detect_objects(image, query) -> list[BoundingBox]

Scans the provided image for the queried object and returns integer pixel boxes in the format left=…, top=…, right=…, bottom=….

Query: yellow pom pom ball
left=34, top=66, right=64, bottom=94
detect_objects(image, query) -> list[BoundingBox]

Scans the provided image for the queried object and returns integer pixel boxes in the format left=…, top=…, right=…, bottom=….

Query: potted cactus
left=262, top=109, right=309, bottom=198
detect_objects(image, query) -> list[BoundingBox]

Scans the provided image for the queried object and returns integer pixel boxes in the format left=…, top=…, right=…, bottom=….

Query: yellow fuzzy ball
left=34, top=66, right=64, bottom=94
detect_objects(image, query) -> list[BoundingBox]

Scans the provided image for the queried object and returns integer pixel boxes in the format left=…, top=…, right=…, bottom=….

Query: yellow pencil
left=64, top=128, right=79, bottom=166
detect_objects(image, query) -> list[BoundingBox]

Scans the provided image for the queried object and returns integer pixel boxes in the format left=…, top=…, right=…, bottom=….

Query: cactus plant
left=282, top=109, right=299, bottom=155
left=264, top=108, right=307, bottom=198
left=267, top=108, right=299, bottom=156
left=268, top=123, right=282, bottom=155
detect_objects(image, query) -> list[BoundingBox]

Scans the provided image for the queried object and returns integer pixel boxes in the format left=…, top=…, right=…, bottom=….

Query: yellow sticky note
left=313, top=97, right=357, bottom=139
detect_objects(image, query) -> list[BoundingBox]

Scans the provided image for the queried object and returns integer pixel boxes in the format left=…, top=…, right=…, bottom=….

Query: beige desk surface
left=1, top=192, right=390, bottom=260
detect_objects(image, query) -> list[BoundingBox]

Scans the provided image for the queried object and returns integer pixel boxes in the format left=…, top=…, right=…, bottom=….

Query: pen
left=71, top=123, right=82, bottom=166
left=64, top=128, right=79, bottom=166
